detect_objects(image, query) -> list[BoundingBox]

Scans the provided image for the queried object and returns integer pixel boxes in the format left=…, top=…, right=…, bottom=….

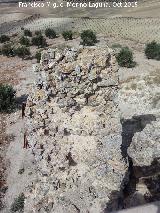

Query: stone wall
left=24, top=47, right=128, bottom=213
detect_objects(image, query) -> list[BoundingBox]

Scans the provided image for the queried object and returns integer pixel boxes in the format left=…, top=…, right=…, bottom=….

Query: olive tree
left=0, top=34, right=10, bottom=43
left=145, top=41, right=160, bottom=60
left=81, top=30, right=97, bottom=46
left=45, top=28, right=57, bottom=39
left=62, top=31, right=73, bottom=40
left=0, top=84, right=16, bottom=113
left=116, top=47, right=136, bottom=68
left=32, top=35, right=47, bottom=48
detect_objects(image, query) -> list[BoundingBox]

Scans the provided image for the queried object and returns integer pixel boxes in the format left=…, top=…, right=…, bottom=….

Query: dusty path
left=0, top=56, right=37, bottom=212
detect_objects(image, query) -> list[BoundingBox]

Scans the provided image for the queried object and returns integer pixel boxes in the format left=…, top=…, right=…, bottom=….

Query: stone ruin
left=24, top=46, right=128, bottom=212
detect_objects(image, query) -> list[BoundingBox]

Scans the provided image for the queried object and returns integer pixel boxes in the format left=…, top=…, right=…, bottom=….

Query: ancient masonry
left=24, top=47, right=128, bottom=212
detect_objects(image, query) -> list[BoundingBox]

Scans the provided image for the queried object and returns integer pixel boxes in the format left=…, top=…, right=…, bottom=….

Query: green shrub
left=32, top=35, right=47, bottom=48
left=10, top=193, right=25, bottom=212
left=24, top=29, right=32, bottom=37
left=14, top=46, right=30, bottom=59
left=80, top=30, right=97, bottom=46
left=35, top=51, right=41, bottom=63
left=145, top=41, right=160, bottom=60
left=35, top=30, right=42, bottom=36
left=20, top=36, right=30, bottom=46
left=45, top=28, right=56, bottom=39
left=116, top=47, right=136, bottom=68
left=62, top=30, right=73, bottom=40
left=1, top=44, right=14, bottom=56
left=0, top=84, right=16, bottom=113
left=0, top=34, right=10, bottom=43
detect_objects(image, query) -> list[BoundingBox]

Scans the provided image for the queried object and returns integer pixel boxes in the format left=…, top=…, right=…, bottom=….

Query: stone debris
left=24, top=47, right=128, bottom=213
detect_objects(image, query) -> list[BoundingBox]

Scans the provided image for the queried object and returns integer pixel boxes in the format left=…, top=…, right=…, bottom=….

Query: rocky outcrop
left=124, top=116, right=160, bottom=207
left=128, top=117, right=160, bottom=167
left=119, top=114, right=160, bottom=208
left=117, top=54, right=160, bottom=209
left=24, top=47, right=128, bottom=213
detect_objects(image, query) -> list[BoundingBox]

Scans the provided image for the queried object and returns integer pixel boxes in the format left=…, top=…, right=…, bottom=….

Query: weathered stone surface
left=128, top=118, right=160, bottom=167
left=24, top=47, right=127, bottom=213
left=33, top=64, right=41, bottom=72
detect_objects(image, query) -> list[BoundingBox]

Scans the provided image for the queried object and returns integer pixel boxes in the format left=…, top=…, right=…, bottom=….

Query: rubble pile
left=24, top=47, right=128, bottom=213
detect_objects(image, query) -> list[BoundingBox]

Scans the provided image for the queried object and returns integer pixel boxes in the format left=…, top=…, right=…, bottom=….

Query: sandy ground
left=0, top=56, right=37, bottom=212
left=0, top=56, right=20, bottom=211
